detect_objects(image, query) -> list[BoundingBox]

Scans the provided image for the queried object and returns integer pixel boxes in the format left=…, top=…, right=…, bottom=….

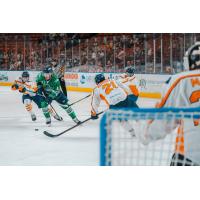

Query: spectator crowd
left=0, top=33, right=199, bottom=74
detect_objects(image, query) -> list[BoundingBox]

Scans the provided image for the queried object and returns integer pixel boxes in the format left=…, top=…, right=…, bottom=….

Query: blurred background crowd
left=0, top=33, right=199, bottom=74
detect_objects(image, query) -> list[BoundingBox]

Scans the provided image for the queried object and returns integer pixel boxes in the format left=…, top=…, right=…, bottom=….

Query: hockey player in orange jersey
left=11, top=71, right=41, bottom=121
left=91, top=73, right=138, bottom=120
left=11, top=71, right=56, bottom=125
left=118, top=66, right=140, bottom=107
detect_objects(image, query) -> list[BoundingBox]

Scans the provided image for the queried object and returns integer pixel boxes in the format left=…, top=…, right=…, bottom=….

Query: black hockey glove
left=91, top=114, right=98, bottom=120
left=19, top=86, right=26, bottom=93
left=37, top=82, right=48, bottom=98
left=37, top=81, right=43, bottom=89
left=37, top=81, right=43, bottom=87
left=11, top=83, right=19, bottom=90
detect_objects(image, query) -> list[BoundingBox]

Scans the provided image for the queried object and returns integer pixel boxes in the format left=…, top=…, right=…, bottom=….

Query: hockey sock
left=25, top=103, right=34, bottom=115
left=24, top=99, right=35, bottom=115
left=42, top=106, right=51, bottom=119
left=59, top=104, right=76, bottom=119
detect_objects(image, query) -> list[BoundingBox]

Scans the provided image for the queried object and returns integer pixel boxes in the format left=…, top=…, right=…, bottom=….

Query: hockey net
left=100, top=107, right=200, bottom=166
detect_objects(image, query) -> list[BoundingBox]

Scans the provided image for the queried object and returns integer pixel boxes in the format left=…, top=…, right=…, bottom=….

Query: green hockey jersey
left=36, top=72, right=61, bottom=99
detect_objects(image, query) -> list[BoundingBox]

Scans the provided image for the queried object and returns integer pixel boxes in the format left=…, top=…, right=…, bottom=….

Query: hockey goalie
left=134, top=42, right=200, bottom=166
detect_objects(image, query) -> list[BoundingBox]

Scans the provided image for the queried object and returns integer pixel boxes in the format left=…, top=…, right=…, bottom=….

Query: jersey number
left=189, top=90, right=200, bottom=104
left=189, top=90, right=200, bottom=126
left=102, top=81, right=118, bottom=95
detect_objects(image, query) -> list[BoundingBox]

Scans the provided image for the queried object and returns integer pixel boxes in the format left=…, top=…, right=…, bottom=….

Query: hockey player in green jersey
left=36, top=66, right=80, bottom=126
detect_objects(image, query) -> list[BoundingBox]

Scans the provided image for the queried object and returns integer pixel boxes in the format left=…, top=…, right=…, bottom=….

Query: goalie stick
left=43, top=111, right=104, bottom=138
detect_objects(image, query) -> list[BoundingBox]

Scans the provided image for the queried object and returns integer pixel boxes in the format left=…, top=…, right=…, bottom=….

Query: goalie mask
left=184, top=42, right=200, bottom=71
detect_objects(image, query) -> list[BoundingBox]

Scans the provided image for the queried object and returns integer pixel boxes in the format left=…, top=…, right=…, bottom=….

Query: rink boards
left=0, top=71, right=171, bottom=99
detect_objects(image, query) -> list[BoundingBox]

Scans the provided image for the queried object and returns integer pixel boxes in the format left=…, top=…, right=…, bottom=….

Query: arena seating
left=0, top=33, right=199, bottom=74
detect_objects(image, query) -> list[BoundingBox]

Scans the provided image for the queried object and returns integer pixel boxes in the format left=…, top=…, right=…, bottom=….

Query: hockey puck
left=35, top=128, right=39, bottom=131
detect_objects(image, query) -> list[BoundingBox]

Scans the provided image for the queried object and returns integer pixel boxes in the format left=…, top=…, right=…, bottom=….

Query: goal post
left=100, top=107, right=200, bottom=166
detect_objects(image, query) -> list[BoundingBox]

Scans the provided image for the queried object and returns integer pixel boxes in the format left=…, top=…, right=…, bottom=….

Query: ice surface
left=0, top=86, right=156, bottom=165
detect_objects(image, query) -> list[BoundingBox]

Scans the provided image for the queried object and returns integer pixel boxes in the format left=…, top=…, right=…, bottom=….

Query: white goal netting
left=100, top=108, right=200, bottom=166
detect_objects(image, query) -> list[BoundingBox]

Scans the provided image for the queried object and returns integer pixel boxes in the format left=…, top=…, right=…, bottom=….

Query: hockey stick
left=69, top=94, right=91, bottom=106
left=48, top=102, right=60, bottom=117
left=47, top=94, right=91, bottom=117
left=37, top=82, right=61, bottom=117
left=38, top=92, right=61, bottom=117
left=43, top=111, right=104, bottom=138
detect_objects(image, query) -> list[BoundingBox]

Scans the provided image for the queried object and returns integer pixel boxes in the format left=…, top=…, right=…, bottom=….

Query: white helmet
left=183, top=42, right=200, bottom=71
